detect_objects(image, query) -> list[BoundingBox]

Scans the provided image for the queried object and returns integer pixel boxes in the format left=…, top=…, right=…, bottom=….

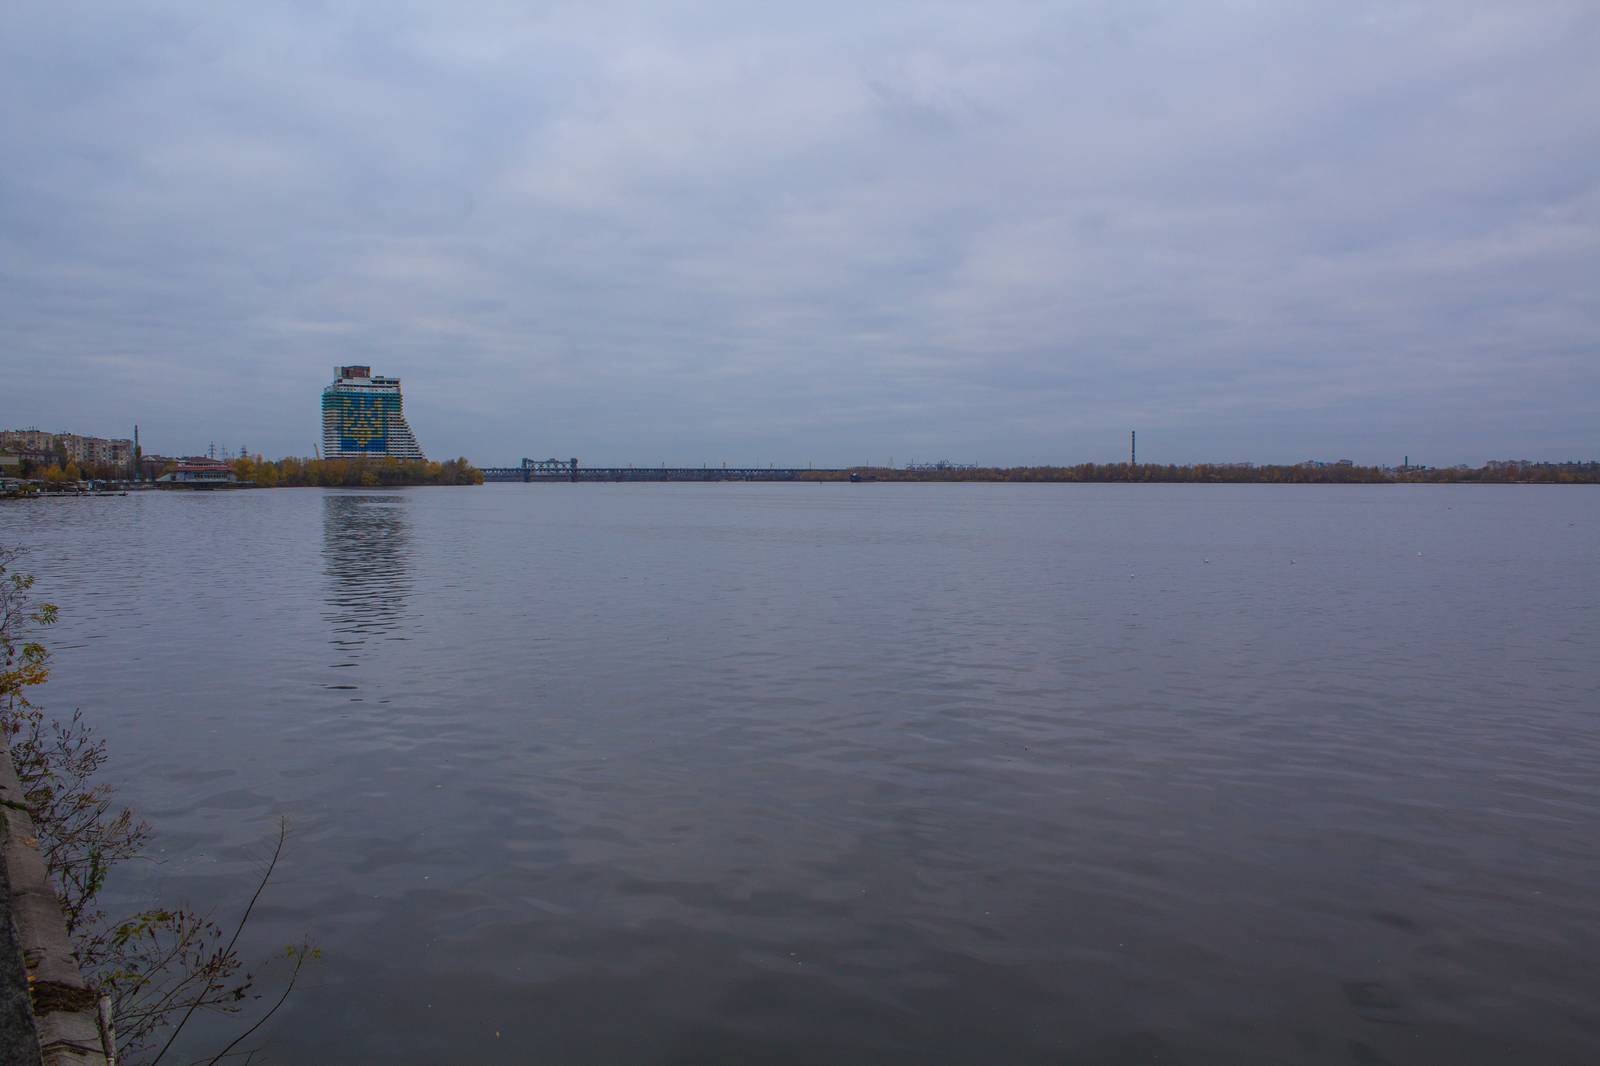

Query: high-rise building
left=321, top=366, right=425, bottom=460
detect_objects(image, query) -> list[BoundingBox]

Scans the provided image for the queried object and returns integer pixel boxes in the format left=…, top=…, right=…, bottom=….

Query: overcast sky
left=2, top=1, right=1595, bottom=466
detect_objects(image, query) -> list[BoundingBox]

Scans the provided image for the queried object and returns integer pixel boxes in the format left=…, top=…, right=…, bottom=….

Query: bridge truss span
left=478, top=458, right=840, bottom=483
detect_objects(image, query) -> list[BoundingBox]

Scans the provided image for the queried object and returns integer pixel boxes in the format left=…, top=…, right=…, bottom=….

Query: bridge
left=478, top=458, right=841, bottom=483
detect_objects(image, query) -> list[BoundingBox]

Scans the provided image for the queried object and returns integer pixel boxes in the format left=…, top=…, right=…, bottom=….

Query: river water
left=5, top=484, right=1599, bottom=1063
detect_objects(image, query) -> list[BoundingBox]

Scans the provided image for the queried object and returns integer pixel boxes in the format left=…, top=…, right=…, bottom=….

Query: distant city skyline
left=3, top=2, right=1596, bottom=467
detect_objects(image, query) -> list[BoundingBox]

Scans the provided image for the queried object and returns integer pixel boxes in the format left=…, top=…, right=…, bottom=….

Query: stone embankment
left=0, top=746, right=112, bottom=1065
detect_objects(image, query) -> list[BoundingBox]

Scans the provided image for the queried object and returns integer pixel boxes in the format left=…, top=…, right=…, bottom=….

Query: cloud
left=1, top=0, right=1596, bottom=464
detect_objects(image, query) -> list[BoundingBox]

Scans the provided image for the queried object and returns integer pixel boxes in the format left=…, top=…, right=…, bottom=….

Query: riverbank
left=9, top=457, right=485, bottom=491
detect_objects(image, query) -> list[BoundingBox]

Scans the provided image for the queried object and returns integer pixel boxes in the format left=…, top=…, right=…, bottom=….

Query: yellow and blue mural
left=323, top=392, right=394, bottom=453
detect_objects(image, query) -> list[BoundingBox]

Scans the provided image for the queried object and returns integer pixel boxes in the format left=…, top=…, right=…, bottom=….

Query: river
left=6, top=483, right=1599, bottom=1063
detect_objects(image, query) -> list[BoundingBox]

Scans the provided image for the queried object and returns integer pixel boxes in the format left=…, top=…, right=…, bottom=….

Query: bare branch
left=148, top=821, right=286, bottom=1066
left=194, top=941, right=316, bottom=1066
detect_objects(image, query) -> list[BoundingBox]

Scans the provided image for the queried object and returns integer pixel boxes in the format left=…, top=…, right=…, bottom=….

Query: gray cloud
left=2, top=0, right=1596, bottom=465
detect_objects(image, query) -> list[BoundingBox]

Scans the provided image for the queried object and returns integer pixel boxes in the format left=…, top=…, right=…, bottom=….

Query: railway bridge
left=478, top=458, right=839, bottom=483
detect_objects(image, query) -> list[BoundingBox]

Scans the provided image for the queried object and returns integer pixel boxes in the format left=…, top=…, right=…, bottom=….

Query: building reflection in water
left=322, top=494, right=413, bottom=663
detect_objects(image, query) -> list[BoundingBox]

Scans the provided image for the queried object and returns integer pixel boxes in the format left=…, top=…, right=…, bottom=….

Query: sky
left=2, top=1, right=1596, bottom=467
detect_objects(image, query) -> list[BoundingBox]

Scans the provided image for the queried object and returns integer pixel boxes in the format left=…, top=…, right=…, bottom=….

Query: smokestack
left=1131, top=430, right=1137, bottom=466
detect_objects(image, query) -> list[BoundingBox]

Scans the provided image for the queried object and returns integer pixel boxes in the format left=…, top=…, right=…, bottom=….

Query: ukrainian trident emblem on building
left=340, top=395, right=386, bottom=451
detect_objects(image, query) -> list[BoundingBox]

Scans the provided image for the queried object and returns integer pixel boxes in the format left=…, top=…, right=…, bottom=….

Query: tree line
left=799, top=462, right=1600, bottom=484
left=17, top=459, right=127, bottom=483
left=229, top=455, right=484, bottom=487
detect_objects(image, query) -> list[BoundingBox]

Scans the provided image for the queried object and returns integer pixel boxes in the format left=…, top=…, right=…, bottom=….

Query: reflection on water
left=321, top=494, right=412, bottom=662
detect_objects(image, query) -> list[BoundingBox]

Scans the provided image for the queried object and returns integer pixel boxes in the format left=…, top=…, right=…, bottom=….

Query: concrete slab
left=0, top=746, right=108, bottom=1065
left=1, top=839, right=45, bottom=1066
